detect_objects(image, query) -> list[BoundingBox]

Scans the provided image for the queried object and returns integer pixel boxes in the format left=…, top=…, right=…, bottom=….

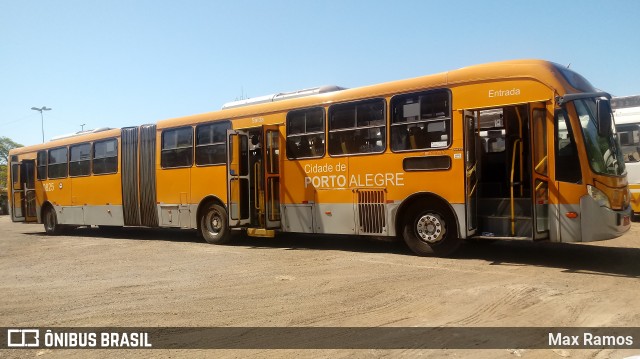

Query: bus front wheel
left=43, top=205, right=62, bottom=235
left=200, top=204, right=231, bottom=244
left=402, top=203, right=460, bottom=257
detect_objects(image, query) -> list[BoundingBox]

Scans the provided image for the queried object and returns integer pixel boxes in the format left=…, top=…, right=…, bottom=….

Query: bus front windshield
left=574, top=99, right=626, bottom=176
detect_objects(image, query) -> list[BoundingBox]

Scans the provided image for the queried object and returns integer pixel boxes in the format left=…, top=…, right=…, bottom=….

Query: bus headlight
left=587, top=185, right=611, bottom=208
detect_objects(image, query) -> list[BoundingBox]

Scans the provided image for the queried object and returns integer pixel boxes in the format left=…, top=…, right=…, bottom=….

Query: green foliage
left=0, top=137, right=23, bottom=190
left=0, top=164, right=6, bottom=190
left=0, top=136, right=22, bottom=165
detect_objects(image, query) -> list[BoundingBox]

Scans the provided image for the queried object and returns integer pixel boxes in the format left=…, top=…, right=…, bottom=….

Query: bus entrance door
left=227, top=130, right=251, bottom=227
left=464, top=110, right=478, bottom=235
left=9, top=159, right=24, bottom=221
left=262, top=125, right=281, bottom=230
left=10, top=159, right=37, bottom=222
left=227, top=126, right=281, bottom=237
left=530, top=103, right=550, bottom=239
left=22, top=160, right=37, bottom=222
left=232, top=125, right=281, bottom=238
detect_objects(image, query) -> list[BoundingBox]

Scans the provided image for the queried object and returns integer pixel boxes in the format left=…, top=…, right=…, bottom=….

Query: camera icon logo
left=7, top=329, right=40, bottom=347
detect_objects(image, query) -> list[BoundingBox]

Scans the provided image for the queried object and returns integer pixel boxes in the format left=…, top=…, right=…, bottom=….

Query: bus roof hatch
left=221, top=85, right=346, bottom=110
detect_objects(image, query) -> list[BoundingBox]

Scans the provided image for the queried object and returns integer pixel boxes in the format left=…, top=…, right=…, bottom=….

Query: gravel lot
left=1, top=215, right=639, bottom=358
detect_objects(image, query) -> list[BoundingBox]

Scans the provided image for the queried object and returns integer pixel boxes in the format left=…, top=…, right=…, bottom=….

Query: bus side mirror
left=597, top=99, right=613, bottom=137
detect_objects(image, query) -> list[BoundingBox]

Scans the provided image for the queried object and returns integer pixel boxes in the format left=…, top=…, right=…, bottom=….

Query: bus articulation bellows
left=8, top=60, right=632, bottom=256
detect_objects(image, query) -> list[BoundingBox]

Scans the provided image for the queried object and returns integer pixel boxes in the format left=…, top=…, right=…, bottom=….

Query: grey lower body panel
left=579, top=195, right=632, bottom=242
left=280, top=201, right=466, bottom=239
left=282, top=204, right=315, bottom=233
left=318, top=203, right=352, bottom=234
left=282, top=202, right=398, bottom=236
left=53, top=205, right=125, bottom=226
left=550, top=196, right=632, bottom=243
left=157, top=204, right=195, bottom=229
left=451, top=203, right=467, bottom=239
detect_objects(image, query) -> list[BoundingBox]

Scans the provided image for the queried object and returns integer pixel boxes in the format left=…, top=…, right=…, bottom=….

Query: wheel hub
left=416, top=213, right=445, bottom=244
left=207, top=212, right=222, bottom=234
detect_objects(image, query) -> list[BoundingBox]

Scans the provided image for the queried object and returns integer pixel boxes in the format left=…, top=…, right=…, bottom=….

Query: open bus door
left=226, top=126, right=281, bottom=236
left=464, top=110, right=478, bottom=235
left=530, top=103, right=550, bottom=239
left=227, top=129, right=251, bottom=227
left=9, top=159, right=24, bottom=221
left=10, top=159, right=37, bottom=222
left=262, top=125, right=281, bottom=229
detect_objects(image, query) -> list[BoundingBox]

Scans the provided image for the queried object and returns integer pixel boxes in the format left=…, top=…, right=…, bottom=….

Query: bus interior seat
left=310, top=136, right=323, bottom=156
left=340, top=135, right=349, bottom=154
left=297, top=136, right=311, bottom=157
left=425, top=127, right=442, bottom=146
left=409, top=126, right=424, bottom=149
left=352, top=134, right=364, bottom=153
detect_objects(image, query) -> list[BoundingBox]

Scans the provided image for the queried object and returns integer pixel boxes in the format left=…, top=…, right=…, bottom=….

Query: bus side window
left=69, top=143, right=92, bottom=177
left=391, top=90, right=451, bottom=151
left=286, top=107, right=325, bottom=160
left=161, top=127, right=193, bottom=168
left=37, top=150, right=47, bottom=180
left=555, top=110, right=582, bottom=183
left=94, top=138, right=119, bottom=174
left=48, top=147, right=68, bottom=179
left=196, top=121, right=230, bottom=166
left=328, top=99, right=385, bottom=156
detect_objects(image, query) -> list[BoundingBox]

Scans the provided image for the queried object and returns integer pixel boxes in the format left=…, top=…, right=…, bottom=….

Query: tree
left=0, top=136, right=22, bottom=164
left=0, top=136, right=23, bottom=190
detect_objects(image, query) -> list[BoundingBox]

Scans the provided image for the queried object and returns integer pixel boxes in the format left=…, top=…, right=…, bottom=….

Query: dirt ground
left=0, top=215, right=639, bottom=359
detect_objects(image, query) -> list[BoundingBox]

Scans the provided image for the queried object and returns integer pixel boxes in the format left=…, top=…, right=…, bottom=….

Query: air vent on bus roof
left=49, top=127, right=114, bottom=141
left=221, top=85, right=347, bottom=110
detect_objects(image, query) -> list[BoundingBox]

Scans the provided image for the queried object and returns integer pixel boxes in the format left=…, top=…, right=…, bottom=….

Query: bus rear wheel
left=43, top=205, right=62, bottom=235
left=402, top=203, right=460, bottom=257
left=200, top=203, right=231, bottom=244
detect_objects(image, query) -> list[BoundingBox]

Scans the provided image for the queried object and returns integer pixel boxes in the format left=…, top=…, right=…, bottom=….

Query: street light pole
left=31, top=106, right=52, bottom=143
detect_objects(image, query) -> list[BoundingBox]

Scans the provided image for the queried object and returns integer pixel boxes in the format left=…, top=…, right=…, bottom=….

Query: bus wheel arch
left=197, top=196, right=231, bottom=244
left=42, top=202, right=63, bottom=235
left=396, top=193, right=461, bottom=257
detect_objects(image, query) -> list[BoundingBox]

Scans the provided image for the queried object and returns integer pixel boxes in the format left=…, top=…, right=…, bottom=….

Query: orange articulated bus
left=7, top=60, right=633, bottom=256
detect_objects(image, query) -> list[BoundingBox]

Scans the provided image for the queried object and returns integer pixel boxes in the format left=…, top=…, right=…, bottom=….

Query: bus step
left=478, top=215, right=532, bottom=237
left=478, top=197, right=532, bottom=217
left=472, top=235, right=531, bottom=241
left=247, top=228, right=275, bottom=238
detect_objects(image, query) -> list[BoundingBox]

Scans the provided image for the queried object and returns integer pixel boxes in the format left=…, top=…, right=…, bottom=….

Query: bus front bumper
left=580, top=195, right=632, bottom=242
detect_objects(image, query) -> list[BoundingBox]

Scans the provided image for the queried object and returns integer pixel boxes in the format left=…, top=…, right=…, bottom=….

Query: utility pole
left=31, top=106, right=52, bottom=143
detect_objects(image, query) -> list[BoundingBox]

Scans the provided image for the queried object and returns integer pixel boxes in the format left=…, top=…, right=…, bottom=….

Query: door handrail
left=510, top=139, right=522, bottom=236
left=466, top=163, right=477, bottom=177
left=535, top=156, right=548, bottom=173
left=515, top=107, right=524, bottom=197
left=254, top=161, right=263, bottom=211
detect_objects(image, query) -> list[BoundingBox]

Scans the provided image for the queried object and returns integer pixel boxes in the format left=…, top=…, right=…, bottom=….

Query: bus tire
left=402, top=202, right=461, bottom=257
left=200, top=203, right=231, bottom=244
left=98, top=225, right=122, bottom=232
left=43, top=205, right=62, bottom=235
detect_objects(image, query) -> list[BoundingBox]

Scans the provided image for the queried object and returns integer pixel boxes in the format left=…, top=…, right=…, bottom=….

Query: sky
left=1, top=0, right=640, bottom=147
